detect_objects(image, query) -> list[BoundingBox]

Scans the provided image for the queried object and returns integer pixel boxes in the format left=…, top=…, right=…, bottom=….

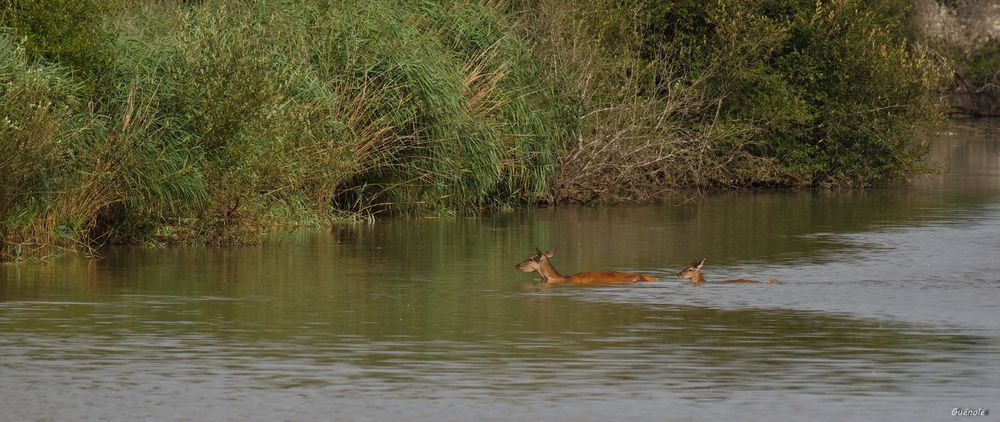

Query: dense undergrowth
left=0, top=0, right=950, bottom=259
left=943, top=39, right=1000, bottom=116
left=913, top=0, right=1000, bottom=116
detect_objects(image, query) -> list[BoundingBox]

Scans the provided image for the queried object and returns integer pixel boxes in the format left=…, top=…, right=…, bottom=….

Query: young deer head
left=676, top=258, right=707, bottom=283
left=677, top=257, right=779, bottom=284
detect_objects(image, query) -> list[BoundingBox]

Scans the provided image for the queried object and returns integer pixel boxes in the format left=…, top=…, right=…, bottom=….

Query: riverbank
left=0, top=1, right=951, bottom=259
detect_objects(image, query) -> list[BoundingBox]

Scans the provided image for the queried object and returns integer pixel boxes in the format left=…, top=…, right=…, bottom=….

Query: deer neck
left=691, top=271, right=706, bottom=283
left=537, top=259, right=568, bottom=283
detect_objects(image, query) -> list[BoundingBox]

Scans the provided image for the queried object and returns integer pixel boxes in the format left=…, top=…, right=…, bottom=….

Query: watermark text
left=952, top=408, right=989, bottom=417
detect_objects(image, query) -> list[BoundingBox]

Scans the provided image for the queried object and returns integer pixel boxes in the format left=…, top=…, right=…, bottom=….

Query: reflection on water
left=2, top=122, right=1000, bottom=421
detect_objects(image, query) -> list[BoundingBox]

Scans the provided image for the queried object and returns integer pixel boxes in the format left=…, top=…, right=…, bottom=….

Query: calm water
left=3, top=122, right=1000, bottom=421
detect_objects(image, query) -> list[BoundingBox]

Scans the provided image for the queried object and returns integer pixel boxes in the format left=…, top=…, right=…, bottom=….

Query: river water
left=2, top=122, right=999, bottom=421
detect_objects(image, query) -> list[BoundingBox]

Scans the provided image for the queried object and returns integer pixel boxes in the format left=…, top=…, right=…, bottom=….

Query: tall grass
left=0, top=35, right=80, bottom=259
left=0, top=33, right=203, bottom=259
left=2, top=0, right=566, bottom=256
left=1, top=0, right=949, bottom=259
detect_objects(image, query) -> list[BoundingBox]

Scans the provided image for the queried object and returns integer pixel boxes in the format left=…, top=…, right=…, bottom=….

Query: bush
left=522, top=1, right=779, bottom=203
left=635, top=0, right=946, bottom=186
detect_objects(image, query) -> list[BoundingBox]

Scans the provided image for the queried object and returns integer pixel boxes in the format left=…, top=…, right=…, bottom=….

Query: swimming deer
left=676, top=258, right=779, bottom=284
left=514, top=247, right=657, bottom=284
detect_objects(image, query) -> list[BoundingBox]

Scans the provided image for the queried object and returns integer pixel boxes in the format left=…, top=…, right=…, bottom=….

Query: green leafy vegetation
left=625, top=0, right=945, bottom=186
left=0, top=0, right=949, bottom=259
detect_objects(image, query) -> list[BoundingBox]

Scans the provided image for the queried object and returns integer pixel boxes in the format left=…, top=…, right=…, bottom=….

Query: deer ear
left=697, top=257, right=706, bottom=269
left=544, top=246, right=558, bottom=257
left=535, top=248, right=543, bottom=256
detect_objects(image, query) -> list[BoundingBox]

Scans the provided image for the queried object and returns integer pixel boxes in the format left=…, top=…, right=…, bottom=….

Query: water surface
left=2, top=122, right=999, bottom=421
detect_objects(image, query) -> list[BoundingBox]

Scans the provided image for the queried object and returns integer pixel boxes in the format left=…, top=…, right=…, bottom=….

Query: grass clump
left=0, top=35, right=79, bottom=259
left=0, top=33, right=204, bottom=260
left=3, top=0, right=566, bottom=257
left=130, top=0, right=562, bottom=222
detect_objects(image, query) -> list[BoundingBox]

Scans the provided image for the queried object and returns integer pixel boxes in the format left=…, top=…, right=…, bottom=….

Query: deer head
left=514, top=247, right=558, bottom=273
left=677, top=258, right=706, bottom=283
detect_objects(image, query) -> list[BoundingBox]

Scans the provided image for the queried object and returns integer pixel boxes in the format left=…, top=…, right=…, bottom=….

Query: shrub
left=635, top=0, right=947, bottom=186
left=521, top=1, right=780, bottom=203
